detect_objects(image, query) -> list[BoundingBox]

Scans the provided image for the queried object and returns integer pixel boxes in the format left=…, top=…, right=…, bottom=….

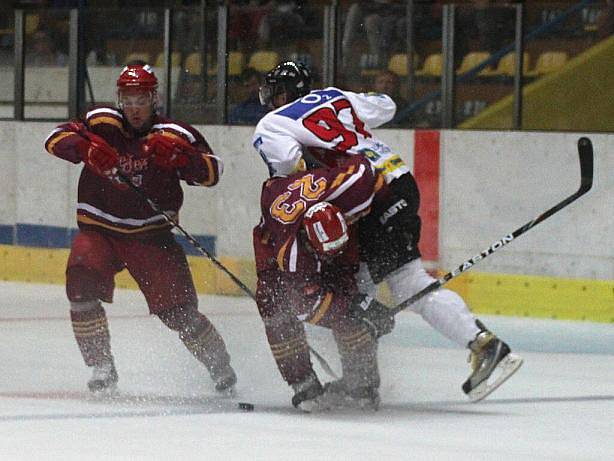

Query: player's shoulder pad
left=151, top=116, right=202, bottom=145
left=84, top=105, right=124, bottom=130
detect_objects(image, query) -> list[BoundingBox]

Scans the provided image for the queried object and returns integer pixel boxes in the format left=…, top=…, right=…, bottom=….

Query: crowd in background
left=1, top=0, right=613, bottom=126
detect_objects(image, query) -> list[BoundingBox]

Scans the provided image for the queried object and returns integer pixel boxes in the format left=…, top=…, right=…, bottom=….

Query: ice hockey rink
left=1, top=281, right=612, bottom=461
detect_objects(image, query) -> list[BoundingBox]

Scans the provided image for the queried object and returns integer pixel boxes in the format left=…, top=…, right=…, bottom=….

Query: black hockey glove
left=348, top=294, right=395, bottom=339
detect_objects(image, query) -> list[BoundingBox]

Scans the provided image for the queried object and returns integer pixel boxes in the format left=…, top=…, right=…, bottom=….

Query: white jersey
left=252, top=87, right=409, bottom=182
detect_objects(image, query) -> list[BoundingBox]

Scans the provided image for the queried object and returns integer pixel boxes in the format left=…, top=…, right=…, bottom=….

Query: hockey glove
left=348, top=294, right=395, bottom=339
left=143, top=132, right=196, bottom=170
left=77, top=132, right=120, bottom=178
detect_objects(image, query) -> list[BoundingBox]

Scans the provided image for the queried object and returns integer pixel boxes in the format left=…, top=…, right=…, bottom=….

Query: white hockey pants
left=357, top=259, right=480, bottom=347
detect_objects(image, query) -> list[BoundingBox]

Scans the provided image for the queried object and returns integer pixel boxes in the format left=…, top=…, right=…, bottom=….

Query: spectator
left=257, top=1, right=308, bottom=48
left=473, top=0, right=515, bottom=54
left=373, top=69, right=407, bottom=112
left=229, top=68, right=269, bottom=125
left=26, top=29, right=67, bottom=66
left=342, top=1, right=406, bottom=71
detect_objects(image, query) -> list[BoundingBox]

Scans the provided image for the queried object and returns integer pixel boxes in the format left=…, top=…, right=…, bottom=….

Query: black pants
left=359, top=173, right=422, bottom=284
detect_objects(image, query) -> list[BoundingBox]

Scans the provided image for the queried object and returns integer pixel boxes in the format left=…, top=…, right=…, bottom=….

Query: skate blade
left=295, top=398, right=333, bottom=414
left=88, top=384, right=119, bottom=400
left=468, top=353, right=523, bottom=403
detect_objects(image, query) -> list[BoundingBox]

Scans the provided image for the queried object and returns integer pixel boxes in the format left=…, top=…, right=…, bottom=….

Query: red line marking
left=413, top=130, right=440, bottom=261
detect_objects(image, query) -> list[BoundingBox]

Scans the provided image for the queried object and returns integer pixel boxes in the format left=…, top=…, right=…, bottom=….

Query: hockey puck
left=238, top=402, right=255, bottom=411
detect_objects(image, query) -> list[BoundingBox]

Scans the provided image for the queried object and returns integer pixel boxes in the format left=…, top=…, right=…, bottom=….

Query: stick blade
left=577, top=137, right=594, bottom=193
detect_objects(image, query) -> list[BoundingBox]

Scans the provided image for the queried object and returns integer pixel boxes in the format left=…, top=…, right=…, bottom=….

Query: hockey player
left=44, top=64, right=237, bottom=394
left=253, top=155, right=395, bottom=411
left=252, top=61, right=523, bottom=402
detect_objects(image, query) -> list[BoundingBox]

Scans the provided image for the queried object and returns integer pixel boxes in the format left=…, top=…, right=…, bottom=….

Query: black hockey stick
left=115, top=171, right=339, bottom=379
left=115, top=170, right=255, bottom=298
left=391, top=137, right=594, bottom=316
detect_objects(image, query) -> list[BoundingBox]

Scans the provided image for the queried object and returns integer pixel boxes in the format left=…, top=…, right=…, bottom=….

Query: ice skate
left=322, top=379, right=380, bottom=410
left=213, top=365, right=237, bottom=396
left=463, top=331, right=523, bottom=402
left=87, top=362, right=118, bottom=394
left=291, top=373, right=327, bottom=413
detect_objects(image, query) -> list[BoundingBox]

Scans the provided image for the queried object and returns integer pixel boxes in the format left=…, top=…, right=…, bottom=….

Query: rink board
left=1, top=244, right=611, bottom=323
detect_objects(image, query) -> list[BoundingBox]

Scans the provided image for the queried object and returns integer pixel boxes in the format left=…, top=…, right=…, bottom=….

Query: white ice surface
left=1, top=281, right=612, bottom=461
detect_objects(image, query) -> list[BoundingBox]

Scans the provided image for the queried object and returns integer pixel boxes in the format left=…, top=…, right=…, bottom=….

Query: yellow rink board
left=1, top=245, right=611, bottom=323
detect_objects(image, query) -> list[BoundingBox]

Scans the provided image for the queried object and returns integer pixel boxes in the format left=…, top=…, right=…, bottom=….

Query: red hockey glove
left=143, top=132, right=197, bottom=170
left=77, top=132, right=120, bottom=178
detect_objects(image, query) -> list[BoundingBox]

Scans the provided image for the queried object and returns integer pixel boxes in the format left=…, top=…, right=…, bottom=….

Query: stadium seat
left=154, top=51, right=181, bottom=68
left=25, top=14, right=40, bottom=35
left=387, top=53, right=420, bottom=77
left=456, top=51, right=492, bottom=76
left=206, top=52, right=246, bottom=77
left=525, top=51, right=569, bottom=77
left=415, top=53, right=442, bottom=77
left=489, top=52, right=531, bottom=77
left=124, top=52, right=152, bottom=65
left=184, top=52, right=202, bottom=75
left=247, top=50, right=280, bottom=73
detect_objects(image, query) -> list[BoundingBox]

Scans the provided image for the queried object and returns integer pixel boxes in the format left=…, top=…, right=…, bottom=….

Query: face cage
left=117, top=89, right=158, bottom=113
left=258, top=84, right=274, bottom=107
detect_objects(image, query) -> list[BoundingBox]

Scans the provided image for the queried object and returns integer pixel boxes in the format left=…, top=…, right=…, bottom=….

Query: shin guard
left=70, top=301, right=114, bottom=367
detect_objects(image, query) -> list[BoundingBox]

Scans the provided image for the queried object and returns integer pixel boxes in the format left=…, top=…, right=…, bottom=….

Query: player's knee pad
left=157, top=304, right=209, bottom=338
left=66, top=266, right=113, bottom=304
left=70, top=300, right=102, bottom=313
left=386, top=259, right=436, bottom=308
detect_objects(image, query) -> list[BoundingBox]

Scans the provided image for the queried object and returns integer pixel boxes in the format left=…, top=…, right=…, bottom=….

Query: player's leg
left=255, top=270, right=324, bottom=411
left=386, top=260, right=523, bottom=400
left=306, top=276, right=382, bottom=410
left=359, top=172, right=522, bottom=400
left=327, top=318, right=380, bottom=410
left=66, top=230, right=121, bottom=392
left=121, top=234, right=236, bottom=393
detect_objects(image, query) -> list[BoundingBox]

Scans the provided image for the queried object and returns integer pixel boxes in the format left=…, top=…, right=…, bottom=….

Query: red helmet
left=303, top=202, right=349, bottom=256
left=117, top=64, right=158, bottom=91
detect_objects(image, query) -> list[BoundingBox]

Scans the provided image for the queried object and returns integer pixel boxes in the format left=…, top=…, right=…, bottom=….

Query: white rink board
left=440, top=131, right=613, bottom=279
left=0, top=122, right=612, bottom=279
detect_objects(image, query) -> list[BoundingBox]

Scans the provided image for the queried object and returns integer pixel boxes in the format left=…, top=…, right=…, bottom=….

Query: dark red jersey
left=45, top=106, right=222, bottom=237
left=253, top=155, right=382, bottom=275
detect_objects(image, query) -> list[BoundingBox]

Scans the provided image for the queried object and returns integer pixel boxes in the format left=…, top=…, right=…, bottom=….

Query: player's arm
left=253, top=117, right=304, bottom=177
left=144, top=124, right=223, bottom=187
left=344, top=91, right=397, bottom=128
left=44, top=121, right=119, bottom=178
left=323, top=155, right=383, bottom=222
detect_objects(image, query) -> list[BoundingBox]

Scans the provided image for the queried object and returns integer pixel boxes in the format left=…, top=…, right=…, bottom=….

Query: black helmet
left=259, top=61, right=312, bottom=107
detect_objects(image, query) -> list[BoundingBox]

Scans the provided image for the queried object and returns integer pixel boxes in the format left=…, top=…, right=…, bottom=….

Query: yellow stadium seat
left=154, top=51, right=181, bottom=68
left=415, top=53, right=442, bottom=77
left=489, top=52, right=531, bottom=77
left=124, top=52, right=151, bottom=65
left=228, top=51, right=245, bottom=76
left=25, top=14, right=40, bottom=35
left=247, top=50, right=280, bottom=73
left=387, top=53, right=421, bottom=77
left=525, top=51, right=569, bottom=77
left=205, top=52, right=246, bottom=77
left=184, top=52, right=202, bottom=75
left=456, top=51, right=492, bottom=76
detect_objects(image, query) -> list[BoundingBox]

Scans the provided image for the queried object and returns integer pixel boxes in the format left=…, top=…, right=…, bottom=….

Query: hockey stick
left=390, top=137, right=594, bottom=316
left=115, top=170, right=340, bottom=379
